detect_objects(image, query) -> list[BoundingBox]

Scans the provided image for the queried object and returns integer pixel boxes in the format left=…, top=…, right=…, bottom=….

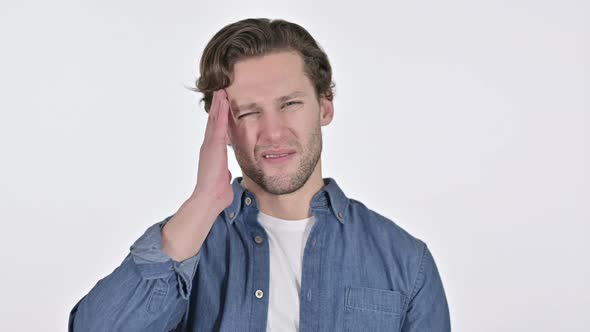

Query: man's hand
left=193, top=89, right=234, bottom=212
left=161, top=89, right=234, bottom=262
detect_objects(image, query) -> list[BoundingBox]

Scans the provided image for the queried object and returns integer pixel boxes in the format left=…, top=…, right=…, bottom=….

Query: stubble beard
left=234, top=125, right=322, bottom=196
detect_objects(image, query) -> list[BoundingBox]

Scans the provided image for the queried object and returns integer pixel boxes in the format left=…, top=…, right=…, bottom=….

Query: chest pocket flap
left=345, top=286, right=404, bottom=314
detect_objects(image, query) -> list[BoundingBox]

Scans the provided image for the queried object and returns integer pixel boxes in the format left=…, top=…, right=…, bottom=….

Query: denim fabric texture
left=69, top=177, right=450, bottom=331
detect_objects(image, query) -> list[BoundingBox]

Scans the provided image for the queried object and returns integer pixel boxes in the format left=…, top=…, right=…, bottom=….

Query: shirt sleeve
left=401, top=244, right=451, bottom=332
left=68, top=214, right=201, bottom=332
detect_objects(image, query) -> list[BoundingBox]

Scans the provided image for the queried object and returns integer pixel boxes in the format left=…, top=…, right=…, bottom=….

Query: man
left=69, top=18, right=450, bottom=332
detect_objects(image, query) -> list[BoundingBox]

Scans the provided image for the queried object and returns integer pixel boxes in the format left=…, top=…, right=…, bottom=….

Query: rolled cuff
left=130, top=214, right=201, bottom=299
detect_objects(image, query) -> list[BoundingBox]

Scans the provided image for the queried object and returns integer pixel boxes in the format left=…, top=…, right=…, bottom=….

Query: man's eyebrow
left=234, top=91, right=306, bottom=112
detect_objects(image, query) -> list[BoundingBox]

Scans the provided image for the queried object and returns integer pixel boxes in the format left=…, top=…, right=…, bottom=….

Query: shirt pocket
left=343, top=286, right=405, bottom=332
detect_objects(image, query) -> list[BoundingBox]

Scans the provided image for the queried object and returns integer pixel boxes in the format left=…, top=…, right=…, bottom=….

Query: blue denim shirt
left=70, top=177, right=450, bottom=331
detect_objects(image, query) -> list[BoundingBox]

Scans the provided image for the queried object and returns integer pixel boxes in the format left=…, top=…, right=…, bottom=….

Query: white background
left=1, top=0, right=588, bottom=331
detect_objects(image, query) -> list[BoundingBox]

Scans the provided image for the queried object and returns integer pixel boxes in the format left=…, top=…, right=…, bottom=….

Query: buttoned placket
left=298, top=206, right=329, bottom=332
left=225, top=180, right=344, bottom=332
left=240, top=193, right=271, bottom=332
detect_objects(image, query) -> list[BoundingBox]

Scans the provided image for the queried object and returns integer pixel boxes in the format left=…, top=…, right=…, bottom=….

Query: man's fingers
left=218, top=97, right=229, bottom=130
left=213, top=90, right=230, bottom=140
left=211, top=90, right=220, bottom=120
left=204, top=90, right=220, bottom=141
left=203, top=89, right=231, bottom=144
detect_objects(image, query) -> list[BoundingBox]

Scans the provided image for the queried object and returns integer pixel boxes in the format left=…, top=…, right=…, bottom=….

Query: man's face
left=225, top=50, right=333, bottom=195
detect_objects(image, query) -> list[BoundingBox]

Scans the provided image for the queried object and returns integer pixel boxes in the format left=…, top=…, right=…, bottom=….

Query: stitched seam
left=409, top=242, right=427, bottom=301
left=316, top=219, right=327, bottom=331
left=146, top=280, right=168, bottom=313
left=345, top=305, right=401, bottom=315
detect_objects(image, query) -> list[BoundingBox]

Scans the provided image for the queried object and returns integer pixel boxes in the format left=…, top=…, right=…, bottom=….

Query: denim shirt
left=69, top=177, right=450, bottom=331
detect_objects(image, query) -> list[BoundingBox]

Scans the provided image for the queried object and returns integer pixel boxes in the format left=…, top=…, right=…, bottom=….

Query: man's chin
left=258, top=174, right=303, bottom=195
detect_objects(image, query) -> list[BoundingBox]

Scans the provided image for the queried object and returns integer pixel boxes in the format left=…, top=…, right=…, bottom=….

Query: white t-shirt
left=257, top=211, right=316, bottom=332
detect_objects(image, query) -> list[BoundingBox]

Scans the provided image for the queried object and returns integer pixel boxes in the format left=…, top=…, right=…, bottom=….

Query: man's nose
left=259, top=110, right=286, bottom=142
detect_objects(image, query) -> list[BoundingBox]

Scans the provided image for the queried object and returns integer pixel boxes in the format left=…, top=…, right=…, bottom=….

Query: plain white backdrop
left=1, top=0, right=588, bottom=331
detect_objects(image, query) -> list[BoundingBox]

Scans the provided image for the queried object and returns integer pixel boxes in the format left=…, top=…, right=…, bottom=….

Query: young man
left=69, top=18, right=450, bottom=332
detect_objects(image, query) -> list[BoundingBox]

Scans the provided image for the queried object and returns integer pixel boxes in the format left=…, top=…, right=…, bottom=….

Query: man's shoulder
left=346, top=197, right=426, bottom=256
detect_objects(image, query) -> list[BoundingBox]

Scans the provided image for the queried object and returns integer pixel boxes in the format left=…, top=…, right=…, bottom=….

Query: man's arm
left=69, top=89, right=234, bottom=331
left=68, top=213, right=201, bottom=332
left=401, top=245, right=451, bottom=331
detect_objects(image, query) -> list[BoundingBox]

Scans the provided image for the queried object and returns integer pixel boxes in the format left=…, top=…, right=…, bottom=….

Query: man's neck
left=240, top=160, right=324, bottom=221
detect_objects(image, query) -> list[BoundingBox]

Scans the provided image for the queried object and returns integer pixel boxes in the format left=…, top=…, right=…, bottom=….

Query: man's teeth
left=264, top=153, right=290, bottom=158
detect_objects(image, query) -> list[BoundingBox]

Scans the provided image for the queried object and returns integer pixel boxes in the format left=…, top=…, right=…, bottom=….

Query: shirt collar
left=223, top=176, right=349, bottom=225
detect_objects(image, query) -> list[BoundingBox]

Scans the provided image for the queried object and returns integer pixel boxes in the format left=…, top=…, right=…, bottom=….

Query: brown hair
left=192, top=18, right=336, bottom=113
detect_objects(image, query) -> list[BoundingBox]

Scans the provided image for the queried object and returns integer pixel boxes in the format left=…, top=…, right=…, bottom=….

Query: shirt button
left=255, top=289, right=264, bottom=299
left=254, top=235, right=264, bottom=244
left=229, top=212, right=235, bottom=219
left=338, top=212, right=344, bottom=219
left=245, top=197, right=252, bottom=205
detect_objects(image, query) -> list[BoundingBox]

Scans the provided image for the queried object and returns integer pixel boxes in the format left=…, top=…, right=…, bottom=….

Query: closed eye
left=282, top=101, right=302, bottom=108
left=237, top=101, right=302, bottom=119
left=237, top=112, right=259, bottom=119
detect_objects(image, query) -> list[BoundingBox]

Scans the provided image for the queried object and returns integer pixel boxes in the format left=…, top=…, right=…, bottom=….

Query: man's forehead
left=225, top=51, right=313, bottom=112
left=232, top=50, right=304, bottom=75
left=228, top=52, right=307, bottom=89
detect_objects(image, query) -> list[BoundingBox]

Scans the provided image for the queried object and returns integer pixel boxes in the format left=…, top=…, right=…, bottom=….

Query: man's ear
left=319, top=95, right=334, bottom=126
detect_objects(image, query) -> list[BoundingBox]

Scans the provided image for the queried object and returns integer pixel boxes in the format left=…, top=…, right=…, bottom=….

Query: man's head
left=194, top=18, right=335, bottom=195
left=195, top=18, right=335, bottom=113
